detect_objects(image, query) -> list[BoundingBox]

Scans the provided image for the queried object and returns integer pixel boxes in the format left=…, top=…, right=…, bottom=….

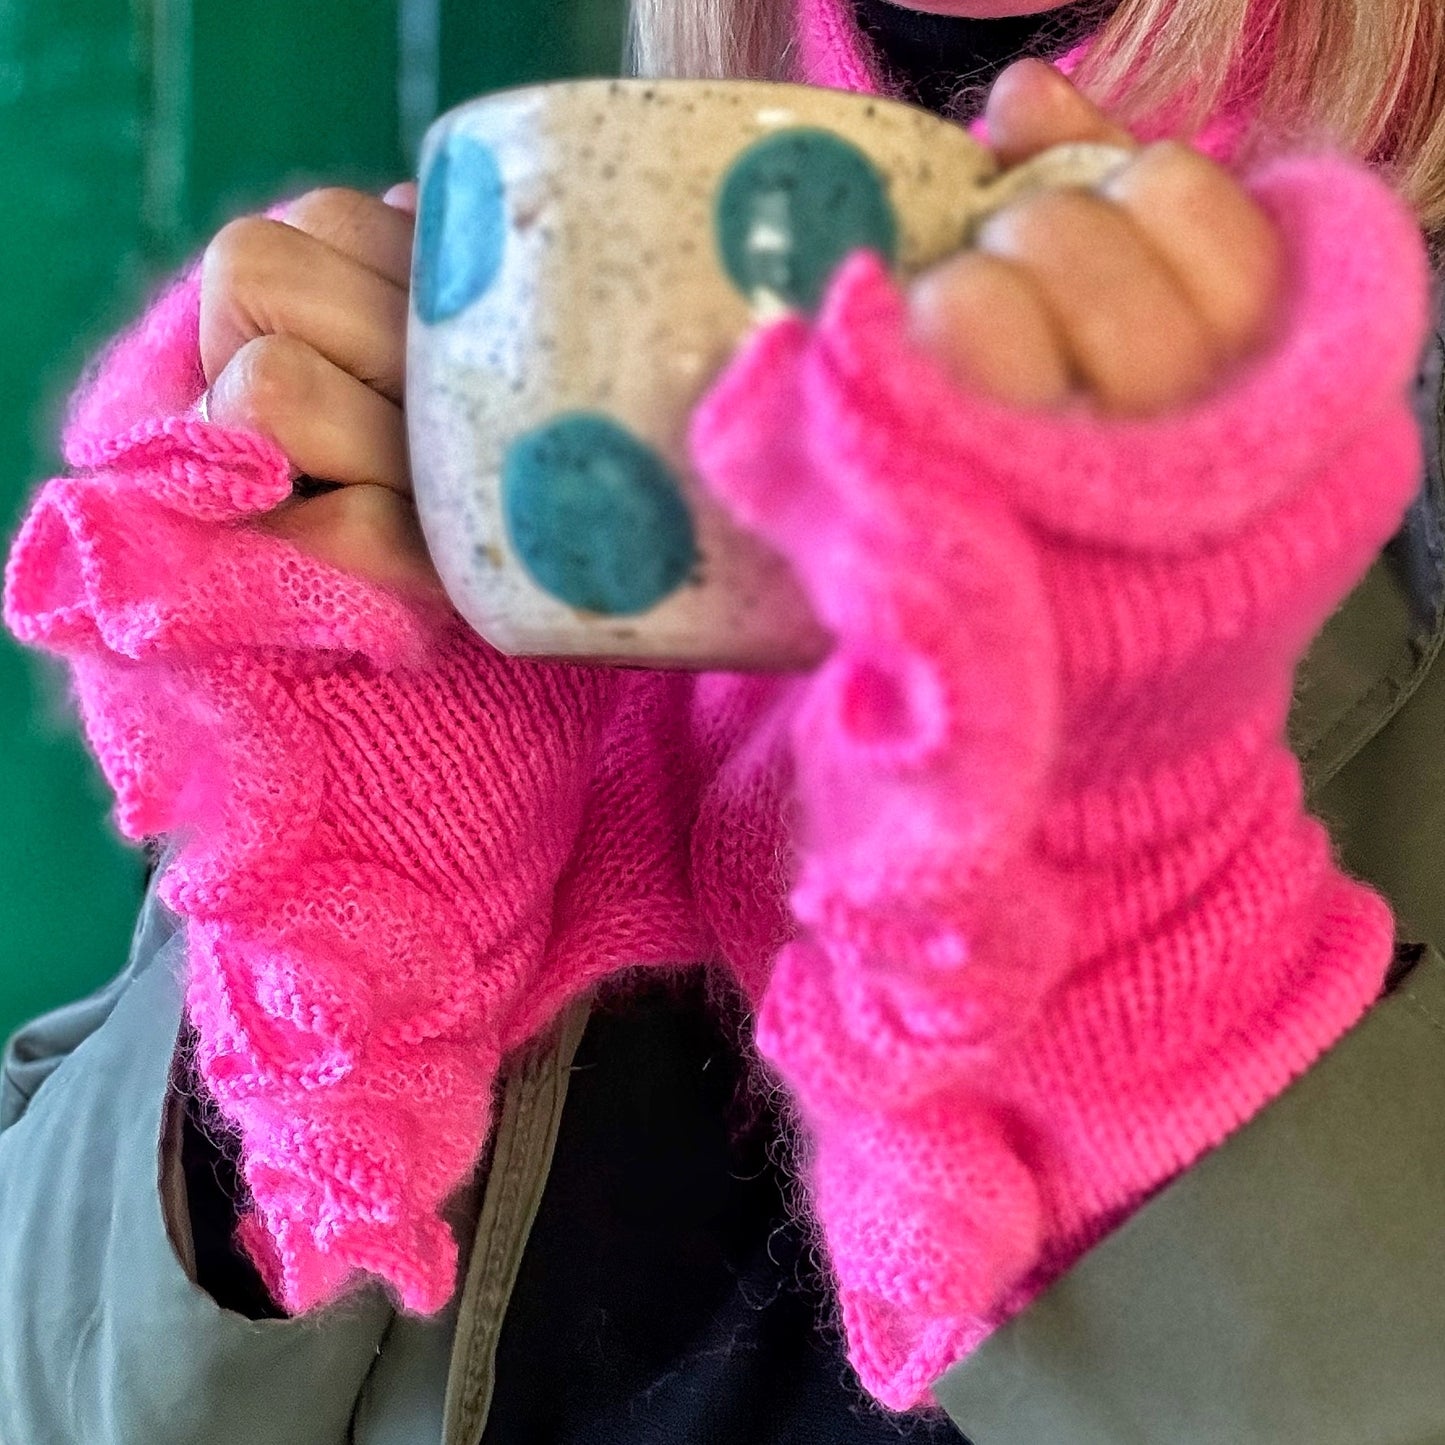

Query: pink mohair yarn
left=690, top=151, right=1427, bottom=1402
left=3, top=48, right=1430, bottom=1418
left=795, top=0, right=887, bottom=93
left=7, top=266, right=709, bottom=1314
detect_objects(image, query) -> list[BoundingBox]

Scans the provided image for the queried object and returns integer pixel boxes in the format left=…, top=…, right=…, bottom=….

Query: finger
left=908, top=251, right=1072, bottom=409
left=1100, top=141, right=1283, bottom=363
left=209, top=334, right=411, bottom=493
left=976, top=190, right=1216, bottom=415
left=255, top=484, right=446, bottom=600
left=985, top=58, right=1136, bottom=168
left=201, top=216, right=408, bottom=401
left=281, top=187, right=415, bottom=288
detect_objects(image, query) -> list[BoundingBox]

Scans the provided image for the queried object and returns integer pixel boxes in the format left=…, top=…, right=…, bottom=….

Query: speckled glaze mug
left=406, top=79, right=1128, bottom=670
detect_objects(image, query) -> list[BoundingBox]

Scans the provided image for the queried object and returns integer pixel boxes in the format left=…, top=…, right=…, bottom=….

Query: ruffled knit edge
left=5, top=408, right=508, bottom=1314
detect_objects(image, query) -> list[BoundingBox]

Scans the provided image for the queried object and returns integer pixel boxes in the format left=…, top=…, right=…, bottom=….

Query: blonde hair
left=629, top=0, right=795, bottom=82
left=629, top=0, right=1445, bottom=235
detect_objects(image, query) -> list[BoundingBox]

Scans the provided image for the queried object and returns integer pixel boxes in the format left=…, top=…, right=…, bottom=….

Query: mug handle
left=960, top=141, right=1135, bottom=246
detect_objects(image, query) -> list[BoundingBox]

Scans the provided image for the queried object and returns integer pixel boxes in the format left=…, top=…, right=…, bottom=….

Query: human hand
left=908, top=59, right=1283, bottom=416
left=6, top=182, right=710, bottom=1318
left=199, top=181, right=440, bottom=595
left=691, top=74, right=1428, bottom=1404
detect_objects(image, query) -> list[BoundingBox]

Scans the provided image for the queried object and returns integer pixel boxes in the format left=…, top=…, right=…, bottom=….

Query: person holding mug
left=2, top=1, right=1442, bottom=1441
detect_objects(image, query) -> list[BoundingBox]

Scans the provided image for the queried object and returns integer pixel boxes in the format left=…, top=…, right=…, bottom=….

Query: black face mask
left=851, top=0, right=1118, bottom=117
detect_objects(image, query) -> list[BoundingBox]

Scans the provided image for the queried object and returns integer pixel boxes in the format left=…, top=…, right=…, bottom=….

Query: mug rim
left=426, top=75, right=960, bottom=138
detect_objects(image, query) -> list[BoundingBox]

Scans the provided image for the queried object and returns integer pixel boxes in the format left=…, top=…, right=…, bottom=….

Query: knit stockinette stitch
left=690, top=153, right=1428, bottom=1407
left=6, top=267, right=707, bottom=1313
left=2, top=143, right=1429, bottom=1415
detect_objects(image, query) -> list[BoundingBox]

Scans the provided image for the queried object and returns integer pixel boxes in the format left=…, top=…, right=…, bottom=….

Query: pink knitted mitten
left=5, top=268, right=703, bottom=1315
left=692, top=153, right=1430, bottom=1408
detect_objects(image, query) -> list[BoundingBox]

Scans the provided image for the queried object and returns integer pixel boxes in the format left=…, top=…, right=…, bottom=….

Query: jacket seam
left=453, top=1059, right=549, bottom=1439
left=443, top=995, right=591, bottom=1445
left=1301, top=601, right=1445, bottom=795
left=1398, top=991, right=1445, bottom=1042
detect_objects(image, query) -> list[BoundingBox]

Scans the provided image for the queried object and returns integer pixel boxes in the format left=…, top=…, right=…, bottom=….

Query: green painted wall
left=0, top=0, right=627, bottom=1040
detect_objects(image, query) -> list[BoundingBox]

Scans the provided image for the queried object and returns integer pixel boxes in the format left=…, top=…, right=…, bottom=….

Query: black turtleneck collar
left=851, top=0, right=1117, bottom=117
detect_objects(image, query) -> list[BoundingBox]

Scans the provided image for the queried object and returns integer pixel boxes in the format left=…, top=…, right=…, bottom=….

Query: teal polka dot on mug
left=715, top=128, right=898, bottom=313
left=502, top=413, right=699, bottom=617
left=413, top=134, right=507, bottom=324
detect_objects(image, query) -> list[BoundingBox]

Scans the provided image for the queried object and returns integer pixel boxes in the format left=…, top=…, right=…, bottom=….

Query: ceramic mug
left=406, top=78, right=1128, bottom=671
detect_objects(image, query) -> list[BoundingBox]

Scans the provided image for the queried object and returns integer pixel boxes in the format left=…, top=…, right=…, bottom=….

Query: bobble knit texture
left=3, top=76, right=1431, bottom=1415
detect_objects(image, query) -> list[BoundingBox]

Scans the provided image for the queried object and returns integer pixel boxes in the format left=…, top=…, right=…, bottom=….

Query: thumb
left=984, top=58, right=1136, bottom=167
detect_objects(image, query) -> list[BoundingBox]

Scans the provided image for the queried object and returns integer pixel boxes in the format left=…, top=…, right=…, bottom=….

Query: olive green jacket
left=4, top=312, right=1445, bottom=1445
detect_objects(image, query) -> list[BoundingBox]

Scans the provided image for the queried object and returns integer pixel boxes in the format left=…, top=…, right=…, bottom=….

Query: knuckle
left=1140, top=137, right=1212, bottom=174
left=983, top=187, right=1116, bottom=254
left=916, top=250, right=1030, bottom=317
left=1129, top=141, right=1281, bottom=346
left=284, top=186, right=371, bottom=240
left=1133, top=139, right=1232, bottom=205
left=201, top=215, right=284, bottom=301
left=228, top=333, right=315, bottom=426
left=964, top=250, right=1040, bottom=306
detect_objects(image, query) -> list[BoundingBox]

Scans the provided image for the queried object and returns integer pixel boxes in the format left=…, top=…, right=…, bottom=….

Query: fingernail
left=383, top=182, right=419, bottom=215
